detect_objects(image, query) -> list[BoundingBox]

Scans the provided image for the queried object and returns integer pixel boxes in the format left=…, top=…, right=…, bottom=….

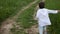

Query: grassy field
left=11, top=0, right=39, bottom=34
left=11, top=5, right=38, bottom=34
left=0, top=0, right=60, bottom=34
left=0, top=0, right=34, bottom=25
left=45, top=0, right=60, bottom=34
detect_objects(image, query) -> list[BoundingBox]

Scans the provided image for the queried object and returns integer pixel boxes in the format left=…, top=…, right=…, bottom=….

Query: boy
left=35, top=2, right=60, bottom=34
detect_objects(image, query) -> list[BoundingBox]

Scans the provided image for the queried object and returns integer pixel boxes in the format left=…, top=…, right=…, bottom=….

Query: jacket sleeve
left=48, top=9, right=58, bottom=14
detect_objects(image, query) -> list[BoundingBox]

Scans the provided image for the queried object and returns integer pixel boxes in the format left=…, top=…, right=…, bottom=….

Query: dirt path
left=0, top=0, right=39, bottom=34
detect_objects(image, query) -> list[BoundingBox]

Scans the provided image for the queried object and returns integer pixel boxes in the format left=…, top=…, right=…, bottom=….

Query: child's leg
left=39, top=26, right=44, bottom=34
left=43, top=26, right=47, bottom=34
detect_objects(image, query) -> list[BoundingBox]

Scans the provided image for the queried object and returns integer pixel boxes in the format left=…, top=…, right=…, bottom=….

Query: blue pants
left=39, top=26, right=47, bottom=34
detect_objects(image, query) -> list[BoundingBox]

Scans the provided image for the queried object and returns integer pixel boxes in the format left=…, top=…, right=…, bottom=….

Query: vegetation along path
left=0, top=0, right=39, bottom=34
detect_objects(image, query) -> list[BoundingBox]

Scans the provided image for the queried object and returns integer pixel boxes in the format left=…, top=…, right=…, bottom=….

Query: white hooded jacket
left=36, top=8, right=58, bottom=26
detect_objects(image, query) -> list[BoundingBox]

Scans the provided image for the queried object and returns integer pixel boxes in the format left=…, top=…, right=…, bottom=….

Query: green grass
left=17, top=5, right=38, bottom=29
left=0, top=0, right=34, bottom=25
left=45, top=0, right=60, bottom=34
left=11, top=0, right=40, bottom=34
left=16, top=0, right=40, bottom=29
left=45, top=0, right=60, bottom=9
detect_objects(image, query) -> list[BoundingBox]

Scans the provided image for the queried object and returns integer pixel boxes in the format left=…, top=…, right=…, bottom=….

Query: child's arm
left=48, top=9, right=58, bottom=14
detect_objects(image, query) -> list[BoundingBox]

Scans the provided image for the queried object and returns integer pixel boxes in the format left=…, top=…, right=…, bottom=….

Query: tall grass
left=45, top=0, right=60, bottom=34
left=11, top=1, right=39, bottom=34
left=0, top=0, right=34, bottom=25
